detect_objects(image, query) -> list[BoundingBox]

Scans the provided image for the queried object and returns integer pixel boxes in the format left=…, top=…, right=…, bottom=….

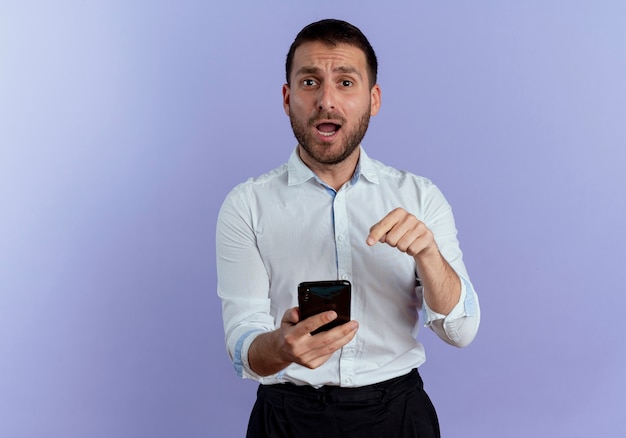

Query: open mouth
left=316, top=122, right=341, bottom=137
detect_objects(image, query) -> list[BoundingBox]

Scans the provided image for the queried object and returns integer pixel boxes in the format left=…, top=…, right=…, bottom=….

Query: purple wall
left=1, top=1, right=624, bottom=437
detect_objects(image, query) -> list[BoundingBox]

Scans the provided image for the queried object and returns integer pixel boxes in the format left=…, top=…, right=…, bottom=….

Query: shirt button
left=337, top=234, right=345, bottom=242
left=341, top=274, right=349, bottom=280
left=344, top=378, right=353, bottom=384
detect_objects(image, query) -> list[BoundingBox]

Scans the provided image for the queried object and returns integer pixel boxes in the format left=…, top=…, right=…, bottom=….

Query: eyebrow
left=295, top=65, right=363, bottom=79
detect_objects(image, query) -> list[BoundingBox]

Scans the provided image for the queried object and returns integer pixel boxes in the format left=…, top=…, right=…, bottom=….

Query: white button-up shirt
left=216, top=147, right=480, bottom=387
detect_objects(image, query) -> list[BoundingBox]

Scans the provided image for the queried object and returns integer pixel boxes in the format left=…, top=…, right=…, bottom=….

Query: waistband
left=259, top=369, right=422, bottom=404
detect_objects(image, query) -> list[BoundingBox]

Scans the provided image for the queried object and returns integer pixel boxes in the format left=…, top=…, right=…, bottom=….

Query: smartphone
left=298, top=280, right=351, bottom=335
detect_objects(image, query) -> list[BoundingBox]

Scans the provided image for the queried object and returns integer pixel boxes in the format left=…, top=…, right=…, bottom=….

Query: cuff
left=233, top=330, right=264, bottom=379
left=423, top=276, right=477, bottom=325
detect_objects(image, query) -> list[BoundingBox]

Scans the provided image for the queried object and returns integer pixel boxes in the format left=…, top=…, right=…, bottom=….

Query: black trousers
left=246, top=369, right=440, bottom=438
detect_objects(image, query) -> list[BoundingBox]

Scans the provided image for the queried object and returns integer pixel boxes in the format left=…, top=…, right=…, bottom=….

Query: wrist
left=249, top=330, right=292, bottom=377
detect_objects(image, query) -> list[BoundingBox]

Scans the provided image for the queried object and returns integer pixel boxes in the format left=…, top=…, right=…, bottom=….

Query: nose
left=317, top=83, right=336, bottom=111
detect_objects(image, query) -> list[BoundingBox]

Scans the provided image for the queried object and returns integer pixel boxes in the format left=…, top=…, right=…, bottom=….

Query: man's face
left=283, top=41, right=381, bottom=166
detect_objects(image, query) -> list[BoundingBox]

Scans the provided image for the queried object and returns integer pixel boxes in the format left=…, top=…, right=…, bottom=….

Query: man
left=217, top=19, right=480, bottom=437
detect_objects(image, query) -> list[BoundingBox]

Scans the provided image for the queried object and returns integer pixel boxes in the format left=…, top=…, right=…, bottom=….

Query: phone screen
left=298, top=280, right=351, bottom=335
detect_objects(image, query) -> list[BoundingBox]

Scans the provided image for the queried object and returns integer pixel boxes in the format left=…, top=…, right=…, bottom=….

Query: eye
left=341, top=80, right=354, bottom=87
left=302, top=79, right=317, bottom=87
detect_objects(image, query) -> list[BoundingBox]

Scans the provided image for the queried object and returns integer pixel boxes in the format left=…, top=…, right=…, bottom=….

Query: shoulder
left=368, top=156, right=437, bottom=190
left=217, top=163, right=289, bottom=230
left=359, top=154, right=450, bottom=212
left=224, top=163, right=289, bottom=201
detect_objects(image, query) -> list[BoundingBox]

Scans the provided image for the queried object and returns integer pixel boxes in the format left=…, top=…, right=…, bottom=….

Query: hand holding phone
left=298, top=280, right=351, bottom=335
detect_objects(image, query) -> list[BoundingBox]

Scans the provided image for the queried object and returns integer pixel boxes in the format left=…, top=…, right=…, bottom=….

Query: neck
left=298, top=146, right=360, bottom=191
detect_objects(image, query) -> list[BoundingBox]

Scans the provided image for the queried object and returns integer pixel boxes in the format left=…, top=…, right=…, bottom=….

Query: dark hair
left=285, top=19, right=378, bottom=88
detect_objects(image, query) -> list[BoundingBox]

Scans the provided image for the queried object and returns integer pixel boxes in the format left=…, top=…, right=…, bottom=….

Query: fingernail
left=366, top=237, right=375, bottom=246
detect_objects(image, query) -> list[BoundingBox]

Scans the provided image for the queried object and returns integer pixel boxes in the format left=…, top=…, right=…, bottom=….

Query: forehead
left=291, top=41, right=368, bottom=76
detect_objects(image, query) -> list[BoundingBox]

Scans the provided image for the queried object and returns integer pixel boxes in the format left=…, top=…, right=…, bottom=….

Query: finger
left=332, top=320, right=359, bottom=340
left=382, top=218, right=417, bottom=248
left=367, top=209, right=405, bottom=246
left=299, top=321, right=359, bottom=368
left=392, top=223, right=425, bottom=252
left=281, top=307, right=301, bottom=325
left=396, top=221, right=433, bottom=256
left=367, top=220, right=391, bottom=246
left=295, top=310, right=338, bottom=336
left=369, top=209, right=421, bottom=248
left=307, top=320, right=358, bottom=354
left=406, top=228, right=436, bottom=257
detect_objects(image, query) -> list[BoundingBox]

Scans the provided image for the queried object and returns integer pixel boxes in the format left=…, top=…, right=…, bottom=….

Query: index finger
left=295, top=310, right=338, bottom=336
left=366, top=208, right=404, bottom=246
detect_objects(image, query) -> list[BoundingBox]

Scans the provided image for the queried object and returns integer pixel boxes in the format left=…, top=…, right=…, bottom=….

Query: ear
left=282, top=83, right=291, bottom=116
left=370, top=84, right=381, bottom=116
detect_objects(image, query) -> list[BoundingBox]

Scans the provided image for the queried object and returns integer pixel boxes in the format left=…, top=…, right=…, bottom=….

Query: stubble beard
left=290, top=109, right=371, bottom=166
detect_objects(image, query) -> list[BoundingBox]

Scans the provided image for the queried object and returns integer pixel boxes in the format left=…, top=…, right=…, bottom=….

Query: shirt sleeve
left=419, top=182, right=481, bottom=347
left=422, top=276, right=480, bottom=347
left=216, top=186, right=275, bottom=379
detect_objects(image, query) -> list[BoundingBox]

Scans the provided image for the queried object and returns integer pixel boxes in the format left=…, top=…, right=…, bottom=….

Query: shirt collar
left=287, top=146, right=380, bottom=187
left=357, top=147, right=380, bottom=184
